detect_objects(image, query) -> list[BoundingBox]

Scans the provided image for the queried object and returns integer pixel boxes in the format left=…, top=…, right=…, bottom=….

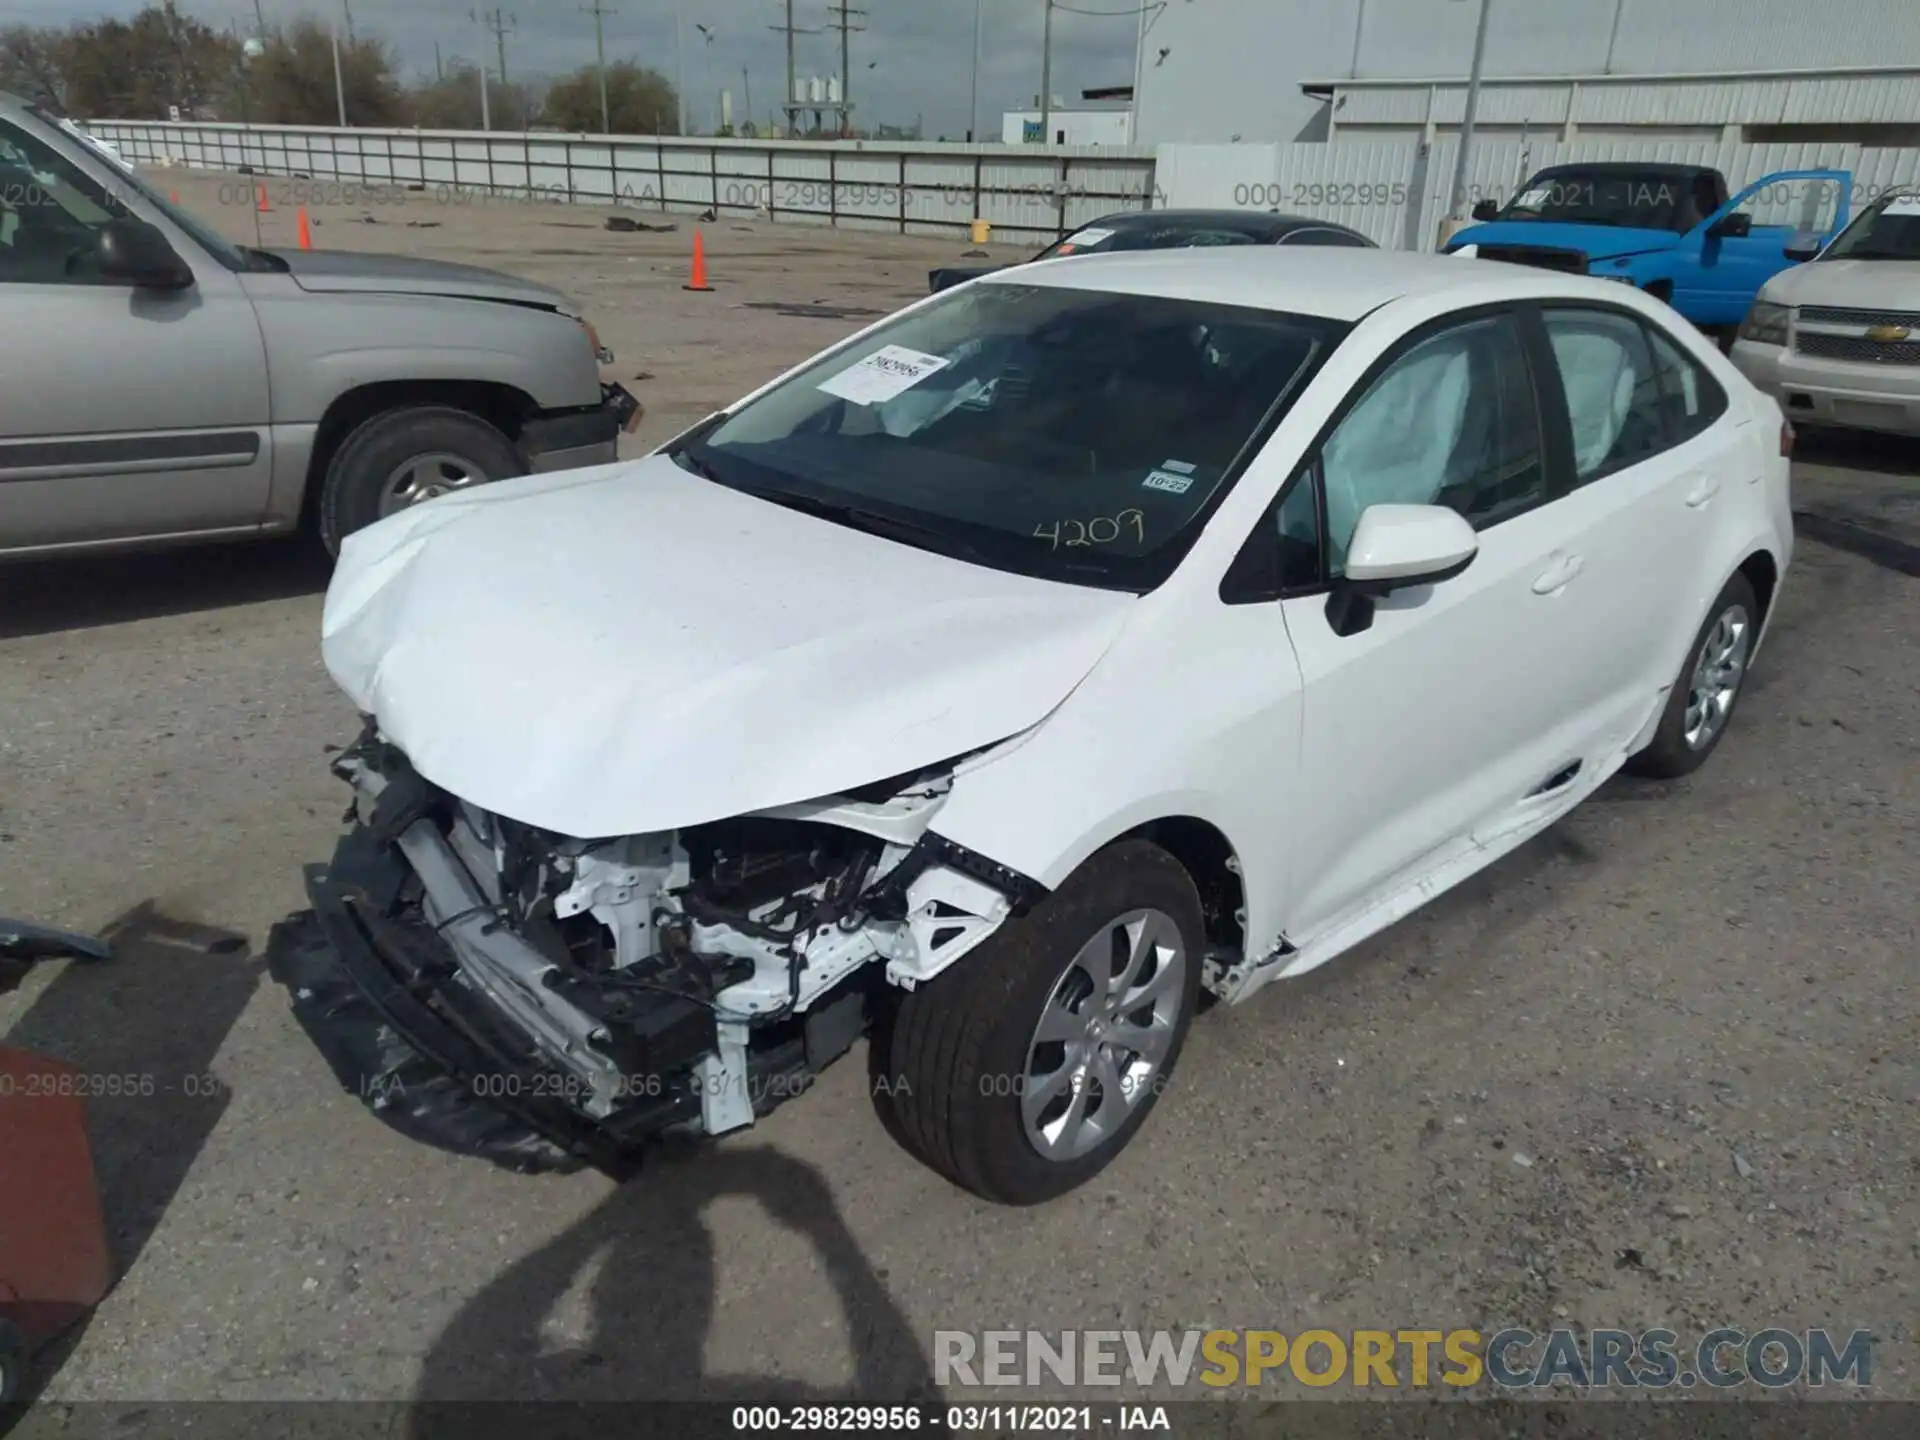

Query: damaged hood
left=321, top=457, right=1135, bottom=837
left=1448, top=220, right=1680, bottom=263
left=269, top=248, right=573, bottom=310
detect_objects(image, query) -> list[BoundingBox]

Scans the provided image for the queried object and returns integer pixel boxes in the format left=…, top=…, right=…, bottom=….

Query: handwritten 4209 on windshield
left=1033, top=511, right=1147, bottom=551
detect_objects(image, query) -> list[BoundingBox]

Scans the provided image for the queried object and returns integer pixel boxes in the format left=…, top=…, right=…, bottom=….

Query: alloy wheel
left=1683, top=602, right=1751, bottom=751
left=1021, top=908, right=1188, bottom=1162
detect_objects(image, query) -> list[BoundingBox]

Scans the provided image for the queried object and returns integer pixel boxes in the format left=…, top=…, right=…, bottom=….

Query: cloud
left=17, top=0, right=1147, bottom=136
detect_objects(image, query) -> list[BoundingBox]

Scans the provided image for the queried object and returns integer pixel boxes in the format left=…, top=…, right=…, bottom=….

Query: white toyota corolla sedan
left=272, top=247, right=1794, bottom=1205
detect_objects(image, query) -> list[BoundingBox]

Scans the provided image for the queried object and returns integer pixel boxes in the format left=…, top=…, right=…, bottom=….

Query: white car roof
left=990, top=245, right=1632, bottom=323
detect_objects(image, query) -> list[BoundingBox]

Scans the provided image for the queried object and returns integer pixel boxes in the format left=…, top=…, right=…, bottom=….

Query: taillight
left=1780, top=420, right=1796, bottom=458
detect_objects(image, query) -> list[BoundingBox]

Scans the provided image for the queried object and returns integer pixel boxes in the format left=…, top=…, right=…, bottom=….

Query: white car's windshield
left=1820, top=194, right=1920, bottom=261
left=671, top=282, right=1343, bottom=591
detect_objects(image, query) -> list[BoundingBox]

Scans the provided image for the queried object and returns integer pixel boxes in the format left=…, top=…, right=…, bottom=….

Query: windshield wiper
left=671, top=447, right=721, bottom=481
left=747, top=488, right=1004, bottom=565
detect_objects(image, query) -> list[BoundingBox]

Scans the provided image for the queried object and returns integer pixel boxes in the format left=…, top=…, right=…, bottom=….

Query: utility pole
left=469, top=10, right=497, bottom=129
left=827, top=1, right=864, bottom=136
left=435, top=42, right=444, bottom=81
left=769, top=0, right=824, bottom=138
left=970, top=0, right=984, bottom=142
left=331, top=22, right=348, bottom=125
left=1039, top=0, right=1055, bottom=145
left=1130, top=0, right=1150, bottom=145
left=783, top=0, right=796, bottom=135
left=341, top=0, right=355, bottom=46
left=1445, top=0, right=1492, bottom=223
left=742, top=67, right=752, bottom=129
left=583, top=0, right=614, bottom=133
left=1604, top=0, right=1625, bottom=73
left=474, top=8, right=516, bottom=87
left=674, top=0, right=686, bottom=133
left=695, top=24, right=718, bottom=133
left=252, top=0, right=268, bottom=39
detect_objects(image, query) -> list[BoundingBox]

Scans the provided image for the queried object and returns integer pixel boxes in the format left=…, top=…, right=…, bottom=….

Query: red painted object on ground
left=0, top=1046, right=113, bottom=1403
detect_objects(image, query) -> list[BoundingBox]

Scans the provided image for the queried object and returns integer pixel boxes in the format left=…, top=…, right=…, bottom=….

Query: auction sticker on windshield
left=818, top=345, right=953, bottom=406
left=1062, top=226, right=1115, bottom=249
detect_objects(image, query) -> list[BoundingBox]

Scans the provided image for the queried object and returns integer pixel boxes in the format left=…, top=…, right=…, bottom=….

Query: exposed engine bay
left=267, top=719, right=1041, bottom=1173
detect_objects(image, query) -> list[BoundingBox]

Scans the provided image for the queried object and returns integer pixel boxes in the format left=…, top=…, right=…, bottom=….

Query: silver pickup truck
left=0, top=93, right=641, bottom=559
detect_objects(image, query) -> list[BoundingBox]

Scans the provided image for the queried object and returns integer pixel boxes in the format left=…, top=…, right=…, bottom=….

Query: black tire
left=1628, top=572, right=1759, bottom=780
left=317, top=405, right=524, bottom=556
left=882, top=839, right=1205, bottom=1205
left=0, top=1317, right=27, bottom=1407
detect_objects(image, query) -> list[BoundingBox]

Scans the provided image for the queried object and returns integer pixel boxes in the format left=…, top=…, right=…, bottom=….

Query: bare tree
left=0, top=25, right=71, bottom=109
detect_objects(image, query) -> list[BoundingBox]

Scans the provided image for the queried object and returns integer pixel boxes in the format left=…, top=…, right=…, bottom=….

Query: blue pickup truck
left=1444, top=161, right=1853, bottom=341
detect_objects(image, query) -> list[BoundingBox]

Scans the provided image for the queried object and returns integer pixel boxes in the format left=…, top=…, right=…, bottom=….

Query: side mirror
left=1326, top=504, right=1479, bottom=637
left=1783, top=234, right=1822, bottom=262
left=95, top=218, right=194, bottom=290
left=1708, top=211, right=1753, bottom=240
left=1470, top=199, right=1499, bottom=222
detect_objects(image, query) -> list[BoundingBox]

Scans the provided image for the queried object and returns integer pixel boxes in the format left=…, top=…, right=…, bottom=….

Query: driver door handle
left=1532, top=553, right=1585, bottom=595
left=1685, top=472, right=1722, bottom=508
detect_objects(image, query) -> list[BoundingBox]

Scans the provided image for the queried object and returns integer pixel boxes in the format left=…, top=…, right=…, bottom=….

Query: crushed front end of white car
left=269, top=718, right=1039, bottom=1174
left=260, top=455, right=1130, bottom=1175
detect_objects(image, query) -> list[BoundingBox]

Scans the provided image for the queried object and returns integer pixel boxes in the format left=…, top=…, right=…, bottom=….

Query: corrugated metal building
left=1132, top=0, right=1920, bottom=146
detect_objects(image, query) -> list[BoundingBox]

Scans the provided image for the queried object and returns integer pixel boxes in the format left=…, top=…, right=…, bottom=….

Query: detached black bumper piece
left=266, top=855, right=665, bottom=1178
left=519, top=383, right=641, bottom=473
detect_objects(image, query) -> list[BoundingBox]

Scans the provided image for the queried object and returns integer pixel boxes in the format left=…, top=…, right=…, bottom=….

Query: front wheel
left=1629, top=572, right=1758, bottom=779
left=879, top=839, right=1205, bottom=1205
left=317, top=405, right=525, bottom=556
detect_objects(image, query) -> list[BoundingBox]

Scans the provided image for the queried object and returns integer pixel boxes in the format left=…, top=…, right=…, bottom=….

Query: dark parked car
left=929, top=208, right=1376, bottom=292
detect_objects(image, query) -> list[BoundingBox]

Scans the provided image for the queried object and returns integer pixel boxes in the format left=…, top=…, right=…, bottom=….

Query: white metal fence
left=83, top=119, right=1920, bottom=252
left=84, top=120, right=1159, bottom=245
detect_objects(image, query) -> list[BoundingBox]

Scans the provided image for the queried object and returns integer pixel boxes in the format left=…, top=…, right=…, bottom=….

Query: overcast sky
left=8, top=0, right=1151, bottom=135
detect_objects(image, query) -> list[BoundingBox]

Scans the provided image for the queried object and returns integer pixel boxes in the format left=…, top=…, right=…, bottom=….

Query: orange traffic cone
left=683, top=231, right=714, bottom=292
left=255, top=183, right=272, bottom=213
left=297, top=206, right=313, bottom=250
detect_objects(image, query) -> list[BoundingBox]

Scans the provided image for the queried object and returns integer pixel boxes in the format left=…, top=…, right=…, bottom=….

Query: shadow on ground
left=0, top=904, right=259, bottom=1417
left=0, top=540, right=330, bottom=642
left=1794, top=425, right=1920, bottom=478
left=406, top=1144, right=944, bottom=1433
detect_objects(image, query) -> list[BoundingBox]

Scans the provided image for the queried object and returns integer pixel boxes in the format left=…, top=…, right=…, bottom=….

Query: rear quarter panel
left=1652, top=319, right=1794, bottom=676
